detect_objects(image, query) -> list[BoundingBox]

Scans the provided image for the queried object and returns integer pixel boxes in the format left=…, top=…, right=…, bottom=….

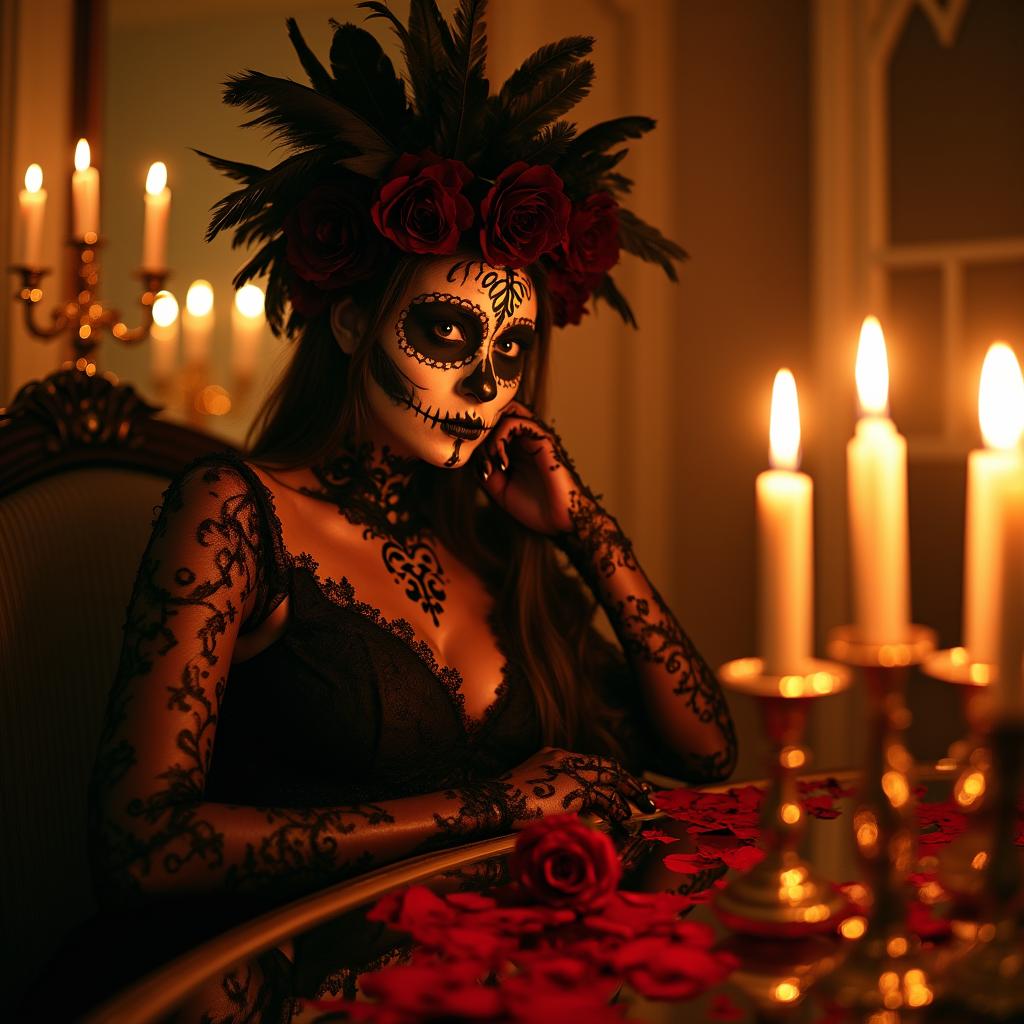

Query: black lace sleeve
left=87, top=457, right=528, bottom=909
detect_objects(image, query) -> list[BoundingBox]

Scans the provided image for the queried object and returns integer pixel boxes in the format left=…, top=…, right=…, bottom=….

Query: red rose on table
left=372, top=151, right=475, bottom=255
left=479, top=162, right=571, bottom=268
left=511, top=813, right=621, bottom=911
left=284, top=180, right=384, bottom=288
left=562, top=192, right=620, bottom=276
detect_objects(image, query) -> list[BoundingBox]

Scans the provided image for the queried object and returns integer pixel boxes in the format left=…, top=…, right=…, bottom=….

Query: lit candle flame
left=234, top=283, right=265, bottom=319
left=855, top=315, right=890, bottom=417
left=24, top=164, right=43, bottom=192
left=152, top=290, right=179, bottom=328
left=186, top=280, right=214, bottom=318
left=978, top=342, right=1024, bottom=450
left=145, top=161, right=168, bottom=195
left=74, top=138, right=92, bottom=173
left=769, top=368, right=802, bottom=470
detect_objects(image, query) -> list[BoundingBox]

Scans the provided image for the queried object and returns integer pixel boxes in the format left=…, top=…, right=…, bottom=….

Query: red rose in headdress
left=480, top=162, right=571, bottom=269
left=284, top=180, right=384, bottom=289
left=563, top=192, right=621, bottom=276
left=372, top=152, right=475, bottom=255
left=511, top=814, right=621, bottom=911
left=546, top=261, right=600, bottom=328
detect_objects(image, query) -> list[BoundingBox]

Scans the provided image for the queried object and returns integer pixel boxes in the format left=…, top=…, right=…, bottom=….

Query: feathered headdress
left=197, top=0, right=686, bottom=337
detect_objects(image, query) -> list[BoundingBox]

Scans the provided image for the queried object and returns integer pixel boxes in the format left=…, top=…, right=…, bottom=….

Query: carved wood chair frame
left=0, top=364, right=232, bottom=497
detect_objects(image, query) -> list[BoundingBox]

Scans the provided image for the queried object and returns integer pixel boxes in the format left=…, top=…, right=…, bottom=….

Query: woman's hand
left=501, top=746, right=656, bottom=827
left=476, top=401, right=588, bottom=536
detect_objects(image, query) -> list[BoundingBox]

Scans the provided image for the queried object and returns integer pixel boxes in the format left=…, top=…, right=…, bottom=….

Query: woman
left=84, top=3, right=736, bottom=1012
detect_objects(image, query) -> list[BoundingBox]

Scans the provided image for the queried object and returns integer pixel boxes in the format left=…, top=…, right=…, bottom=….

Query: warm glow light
left=978, top=342, right=1024, bottom=450
left=146, top=161, right=168, bottom=195
left=769, top=369, right=801, bottom=470
left=855, top=316, right=890, bottom=417
left=773, top=981, right=800, bottom=1004
left=24, top=164, right=43, bottom=192
left=780, top=802, right=801, bottom=825
left=840, top=916, right=867, bottom=939
left=186, top=280, right=214, bottom=317
left=196, top=384, right=232, bottom=416
left=74, top=138, right=92, bottom=172
left=234, top=283, right=265, bottom=319
left=152, top=290, right=179, bottom=328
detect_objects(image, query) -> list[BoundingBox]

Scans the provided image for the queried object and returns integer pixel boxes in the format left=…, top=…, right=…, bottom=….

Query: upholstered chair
left=0, top=365, right=229, bottom=1000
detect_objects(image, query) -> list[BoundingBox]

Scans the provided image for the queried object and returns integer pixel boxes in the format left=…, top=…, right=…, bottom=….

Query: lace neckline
left=220, top=451, right=515, bottom=739
left=291, top=551, right=513, bottom=739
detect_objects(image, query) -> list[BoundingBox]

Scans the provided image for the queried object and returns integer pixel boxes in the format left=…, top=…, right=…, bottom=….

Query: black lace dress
left=200, top=452, right=542, bottom=809
left=30, top=452, right=546, bottom=1019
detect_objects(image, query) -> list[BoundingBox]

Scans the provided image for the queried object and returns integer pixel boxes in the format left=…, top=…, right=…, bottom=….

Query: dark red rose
left=284, top=180, right=384, bottom=289
left=479, top=162, right=571, bottom=268
left=546, top=261, right=599, bottom=328
left=286, top=273, right=330, bottom=318
left=562, top=192, right=620, bottom=276
left=372, top=151, right=475, bottom=255
left=511, top=814, right=621, bottom=911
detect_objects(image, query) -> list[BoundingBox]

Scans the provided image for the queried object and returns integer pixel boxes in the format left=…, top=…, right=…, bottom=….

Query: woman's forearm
left=560, top=492, right=737, bottom=783
left=95, top=780, right=520, bottom=905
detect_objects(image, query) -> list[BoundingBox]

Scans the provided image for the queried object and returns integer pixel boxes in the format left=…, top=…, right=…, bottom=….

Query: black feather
left=191, top=148, right=266, bottom=186
left=232, top=237, right=283, bottom=291
left=499, top=60, right=594, bottom=149
left=328, top=21, right=407, bottom=142
left=518, top=120, right=576, bottom=165
left=286, top=18, right=335, bottom=96
left=264, top=258, right=290, bottom=337
left=601, top=171, right=634, bottom=194
left=205, top=150, right=333, bottom=242
left=497, top=36, right=593, bottom=105
left=438, top=0, right=488, bottom=159
left=223, top=71, right=396, bottom=172
left=593, top=274, right=636, bottom=327
left=565, top=115, right=654, bottom=160
left=617, top=209, right=688, bottom=281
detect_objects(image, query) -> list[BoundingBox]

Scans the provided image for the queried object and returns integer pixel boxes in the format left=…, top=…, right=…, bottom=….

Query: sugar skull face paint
left=367, top=256, right=537, bottom=468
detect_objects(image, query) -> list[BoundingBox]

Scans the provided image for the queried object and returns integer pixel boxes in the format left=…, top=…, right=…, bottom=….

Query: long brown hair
left=245, top=257, right=627, bottom=759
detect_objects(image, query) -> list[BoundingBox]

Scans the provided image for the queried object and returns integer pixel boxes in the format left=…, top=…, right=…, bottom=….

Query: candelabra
left=11, top=235, right=167, bottom=358
left=821, top=624, right=939, bottom=1016
left=713, top=657, right=852, bottom=936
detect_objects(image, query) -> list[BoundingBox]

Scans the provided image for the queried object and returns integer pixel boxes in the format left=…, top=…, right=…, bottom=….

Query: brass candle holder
left=713, top=657, right=852, bottom=936
left=821, top=623, right=940, bottom=1016
left=943, top=716, right=1024, bottom=1019
left=11, top=236, right=167, bottom=357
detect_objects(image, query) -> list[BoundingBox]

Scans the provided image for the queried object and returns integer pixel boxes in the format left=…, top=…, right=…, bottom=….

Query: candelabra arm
left=100, top=270, right=167, bottom=345
left=11, top=267, right=70, bottom=339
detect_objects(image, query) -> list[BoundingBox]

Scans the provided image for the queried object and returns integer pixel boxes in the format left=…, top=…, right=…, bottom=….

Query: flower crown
left=197, top=0, right=686, bottom=337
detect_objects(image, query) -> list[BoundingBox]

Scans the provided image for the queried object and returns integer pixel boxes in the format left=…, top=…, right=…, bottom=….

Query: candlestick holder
left=943, top=716, right=1024, bottom=1019
left=11, top=237, right=167, bottom=358
left=713, top=657, right=852, bottom=936
left=820, top=623, right=940, bottom=1016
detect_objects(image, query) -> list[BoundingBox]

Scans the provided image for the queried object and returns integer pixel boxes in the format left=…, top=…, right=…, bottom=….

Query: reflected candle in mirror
left=183, top=280, right=214, bottom=370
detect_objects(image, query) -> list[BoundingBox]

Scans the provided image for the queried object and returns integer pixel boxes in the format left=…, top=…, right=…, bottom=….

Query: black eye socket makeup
left=491, top=317, right=536, bottom=386
left=396, top=293, right=488, bottom=369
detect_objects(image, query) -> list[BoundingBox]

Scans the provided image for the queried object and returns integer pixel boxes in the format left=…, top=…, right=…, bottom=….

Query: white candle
left=72, top=138, right=99, bottom=239
left=143, top=162, right=171, bottom=271
left=847, top=316, right=910, bottom=643
left=757, top=369, right=813, bottom=675
left=18, top=164, right=47, bottom=266
left=231, top=284, right=266, bottom=388
left=997, top=471, right=1024, bottom=713
left=183, top=280, right=214, bottom=369
left=150, top=290, right=180, bottom=387
left=964, top=343, right=1024, bottom=664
